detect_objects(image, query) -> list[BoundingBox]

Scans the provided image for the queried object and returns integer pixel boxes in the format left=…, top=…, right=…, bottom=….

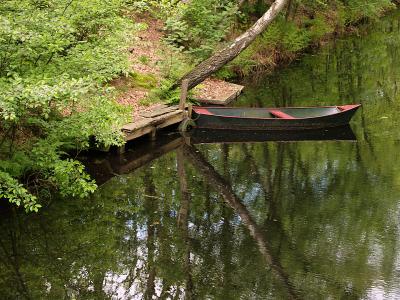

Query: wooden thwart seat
left=269, top=110, right=295, bottom=119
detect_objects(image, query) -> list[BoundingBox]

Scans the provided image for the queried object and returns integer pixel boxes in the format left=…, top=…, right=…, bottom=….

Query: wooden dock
left=121, top=104, right=185, bottom=142
left=193, top=79, right=244, bottom=105
left=119, top=80, right=191, bottom=151
left=118, top=79, right=245, bottom=151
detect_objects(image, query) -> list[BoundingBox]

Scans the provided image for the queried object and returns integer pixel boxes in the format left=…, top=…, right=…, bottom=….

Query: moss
left=138, top=55, right=150, bottom=65
left=129, top=72, right=158, bottom=89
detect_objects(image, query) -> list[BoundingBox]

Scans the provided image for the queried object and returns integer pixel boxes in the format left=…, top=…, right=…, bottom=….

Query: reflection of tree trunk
left=359, top=104, right=376, bottom=159
left=242, top=144, right=277, bottom=219
left=183, top=145, right=300, bottom=300
left=221, top=144, right=229, bottom=178
left=0, top=215, right=32, bottom=300
left=176, top=148, right=194, bottom=299
left=177, top=148, right=190, bottom=229
left=243, top=144, right=290, bottom=261
left=122, top=220, right=140, bottom=293
left=218, top=144, right=235, bottom=296
left=143, top=171, right=157, bottom=300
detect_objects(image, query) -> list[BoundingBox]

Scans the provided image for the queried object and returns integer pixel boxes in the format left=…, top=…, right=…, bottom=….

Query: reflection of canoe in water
left=188, top=125, right=356, bottom=144
left=193, top=104, right=361, bottom=130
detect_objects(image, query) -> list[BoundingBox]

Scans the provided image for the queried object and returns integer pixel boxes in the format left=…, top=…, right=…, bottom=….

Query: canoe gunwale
left=193, top=104, right=361, bottom=121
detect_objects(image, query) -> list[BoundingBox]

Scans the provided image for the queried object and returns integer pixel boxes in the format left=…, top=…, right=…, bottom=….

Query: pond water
left=2, top=10, right=400, bottom=300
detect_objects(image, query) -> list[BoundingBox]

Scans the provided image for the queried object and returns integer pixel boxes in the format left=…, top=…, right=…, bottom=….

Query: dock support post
left=179, top=79, right=189, bottom=111
left=117, top=144, right=126, bottom=155
left=187, top=103, right=193, bottom=119
left=150, top=127, right=157, bottom=141
left=178, top=79, right=195, bottom=132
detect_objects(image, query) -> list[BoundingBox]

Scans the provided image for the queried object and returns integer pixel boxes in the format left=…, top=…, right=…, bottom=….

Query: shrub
left=0, top=0, right=134, bottom=211
left=163, top=0, right=239, bottom=61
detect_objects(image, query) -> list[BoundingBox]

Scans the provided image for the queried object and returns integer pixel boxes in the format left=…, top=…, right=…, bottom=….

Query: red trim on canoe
left=338, top=104, right=360, bottom=111
left=194, top=108, right=213, bottom=115
left=269, top=110, right=296, bottom=119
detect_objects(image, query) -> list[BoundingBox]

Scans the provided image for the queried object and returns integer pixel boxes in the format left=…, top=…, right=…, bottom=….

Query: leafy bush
left=0, top=171, right=40, bottom=212
left=226, top=0, right=395, bottom=77
left=0, top=0, right=134, bottom=211
left=163, top=0, right=239, bottom=60
left=340, top=0, right=394, bottom=22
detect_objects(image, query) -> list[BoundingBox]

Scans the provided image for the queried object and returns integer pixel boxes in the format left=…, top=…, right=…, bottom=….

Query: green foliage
left=46, top=95, right=130, bottom=148
left=226, top=0, right=395, bottom=77
left=256, top=18, right=310, bottom=53
left=339, top=0, right=394, bottom=22
left=158, top=50, right=194, bottom=82
left=138, top=55, right=150, bottom=64
left=30, top=142, right=97, bottom=197
left=281, top=21, right=310, bottom=52
left=130, top=72, right=158, bottom=89
left=145, top=49, right=193, bottom=104
left=0, top=171, right=40, bottom=212
left=215, top=66, right=237, bottom=80
left=305, top=13, right=335, bottom=40
left=163, top=0, right=239, bottom=60
left=0, top=0, right=134, bottom=211
left=0, top=77, right=91, bottom=122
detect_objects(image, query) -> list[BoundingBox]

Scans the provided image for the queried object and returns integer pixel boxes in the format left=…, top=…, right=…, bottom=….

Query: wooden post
left=150, top=127, right=157, bottom=141
left=117, top=144, right=126, bottom=155
left=187, top=103, right=193, bottom=119
left=179, top=79, right=189, bottom=111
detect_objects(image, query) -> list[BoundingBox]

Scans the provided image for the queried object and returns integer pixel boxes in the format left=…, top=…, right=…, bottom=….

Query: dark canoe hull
left=193, top=104, right=361, bottom=130
left=189, top=125, right=356, bottom=144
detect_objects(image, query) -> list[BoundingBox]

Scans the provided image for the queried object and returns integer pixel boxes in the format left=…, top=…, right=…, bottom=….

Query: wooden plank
left=156, top=111, right=185, bottom=129
left=140, top=106, right=178, bottom=118
left=123, top=110, right=185, bottom=142
left=152, top=109, right=184, bottom=125
left=124, top=125, right=154, bottom=141
left=123, top=110, right=182, bottom=133
left=151, top=104, right=169, bottom=110
left=194, top=84, right=244, bottom=106
left=122, top=119, right=153, bottom=132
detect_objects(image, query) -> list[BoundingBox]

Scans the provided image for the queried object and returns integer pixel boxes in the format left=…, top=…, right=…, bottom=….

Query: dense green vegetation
left=147, top=0, right=396, bottom=73
left=1, top=131, right=399, bottom=298
left=0, top=0, right=134, bottom=211
left=229, top=0, right=395, bottom=75
left=0, top=0, right=398, bottom=211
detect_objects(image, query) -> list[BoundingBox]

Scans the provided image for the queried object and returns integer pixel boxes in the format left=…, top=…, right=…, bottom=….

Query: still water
left=2, top=11, right=400, bottom=300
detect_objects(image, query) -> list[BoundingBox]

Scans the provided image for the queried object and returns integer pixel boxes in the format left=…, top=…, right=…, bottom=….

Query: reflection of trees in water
left=143, top=169, right=157, bottom=300
left=0, top=136, right=399, bottom=298
left=187, top=139, right=399, bottom=298
left=176, top=148, right=194, bottom=299
left=183, top=144, right=300, bottom=299
left=0, top=213, right=32, bottom=299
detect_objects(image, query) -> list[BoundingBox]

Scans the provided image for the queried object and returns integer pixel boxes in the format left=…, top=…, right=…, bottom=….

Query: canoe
left=192, top=104, right=361, bottom=130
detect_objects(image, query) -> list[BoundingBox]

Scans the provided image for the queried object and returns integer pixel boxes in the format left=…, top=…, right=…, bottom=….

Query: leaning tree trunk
left=177, top=0, right=289, bottom=90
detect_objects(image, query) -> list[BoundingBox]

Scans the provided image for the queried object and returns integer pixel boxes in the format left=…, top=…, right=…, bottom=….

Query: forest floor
left=113, top=14, right=239, bottom=119
left=112, top=15, right=163, bottom=119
